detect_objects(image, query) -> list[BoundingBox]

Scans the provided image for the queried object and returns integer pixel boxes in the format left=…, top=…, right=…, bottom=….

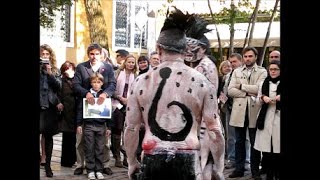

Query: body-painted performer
left=124, top=7, right=223, bottom=180
left=185, top=15, right=225, bottom=180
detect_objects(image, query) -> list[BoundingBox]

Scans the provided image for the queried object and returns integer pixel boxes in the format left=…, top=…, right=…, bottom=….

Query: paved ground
left=40, top=133, right=266, bottom=180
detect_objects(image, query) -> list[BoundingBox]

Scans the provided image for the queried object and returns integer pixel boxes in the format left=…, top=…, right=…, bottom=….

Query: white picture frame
left=83, top=98, right=112, bottom=119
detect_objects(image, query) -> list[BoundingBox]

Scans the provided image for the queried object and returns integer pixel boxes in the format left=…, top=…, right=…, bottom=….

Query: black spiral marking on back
left=148, top=67, right=193, bottom=141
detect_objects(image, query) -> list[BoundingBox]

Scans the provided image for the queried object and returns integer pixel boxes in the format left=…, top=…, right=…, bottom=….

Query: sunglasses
left=270, top=56, right=279, bottom=58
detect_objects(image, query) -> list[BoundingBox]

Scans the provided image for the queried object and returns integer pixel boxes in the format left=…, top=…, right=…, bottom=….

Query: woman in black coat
left=39, top=44, right=62, bottom=177
left=58, top=61, right=77, bottom=167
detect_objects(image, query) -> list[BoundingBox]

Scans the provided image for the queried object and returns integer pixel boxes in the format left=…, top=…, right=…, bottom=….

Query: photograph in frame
left=83, top=98, right=112, bottom=119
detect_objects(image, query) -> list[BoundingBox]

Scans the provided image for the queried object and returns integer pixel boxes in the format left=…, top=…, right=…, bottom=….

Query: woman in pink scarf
left=111, top=54, right=138, bottom=168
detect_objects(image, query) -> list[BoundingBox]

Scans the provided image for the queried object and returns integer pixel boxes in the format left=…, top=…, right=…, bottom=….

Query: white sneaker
left=96, top=172, right=105, bottom=179
left=88, top=172, right=96, bottom=180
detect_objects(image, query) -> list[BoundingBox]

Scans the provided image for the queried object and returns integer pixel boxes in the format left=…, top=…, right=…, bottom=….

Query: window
left=40, top=1, right=74, bottom=47
left=62, top=1, right=75, bottom=47
left=62, top=4, right=71, bottom=42
left=113, top=0, right=148, bottom=52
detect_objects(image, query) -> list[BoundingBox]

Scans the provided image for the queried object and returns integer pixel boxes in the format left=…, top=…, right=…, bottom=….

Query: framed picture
left=83, top=98, right=112, bottom=119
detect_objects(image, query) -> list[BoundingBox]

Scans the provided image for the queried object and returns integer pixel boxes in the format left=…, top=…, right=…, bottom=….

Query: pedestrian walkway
left=40, top=133, right=266, bottom=179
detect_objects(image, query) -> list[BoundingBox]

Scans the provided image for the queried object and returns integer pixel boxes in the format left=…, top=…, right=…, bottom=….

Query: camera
left=40, top=58, right=50, bottom=65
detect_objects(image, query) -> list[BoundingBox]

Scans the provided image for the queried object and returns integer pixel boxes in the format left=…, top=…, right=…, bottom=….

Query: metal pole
left=139, top=27, right=143, bottom=56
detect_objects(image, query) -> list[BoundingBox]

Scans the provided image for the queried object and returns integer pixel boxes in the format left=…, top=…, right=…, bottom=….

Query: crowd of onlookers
left=217, top=49, right=280, bottom=180
left=39, top=41, right=280, bottom=180
left=39, top=43, right=160, bottom=179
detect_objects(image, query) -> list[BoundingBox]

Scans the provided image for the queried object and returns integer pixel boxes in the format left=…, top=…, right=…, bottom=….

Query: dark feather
left=186, top=15, right=211, bottom=40
left=160, top=6, right=195, bottom=32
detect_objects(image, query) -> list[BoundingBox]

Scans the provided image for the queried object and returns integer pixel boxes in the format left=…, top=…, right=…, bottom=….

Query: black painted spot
left=210, top=94, right=213, bottom=99
left=145, top=75, right=149, bottom=80
left=191, top=77, right=195, bottom=81
left=176, top=82, right=180, bottom=87
left=141, top=107, right=144, bottom=111
left=127, top=107, right=130, bottom=111
left=187, top=88, right=192, bottom=93
left=136, top=78, right=139, bottom=82
left=130, top=90, right=133, bottom=95
left=214, top=113, right=217, bottom=119
left=140, top=90, right=143, bottom=95
left=177, top=72, right=182, bottom=75
left=200, top=84, right=204, bottom=87
left=153, top=67, right=158, bottom=70
left=159, top=67, right=172, bottom=79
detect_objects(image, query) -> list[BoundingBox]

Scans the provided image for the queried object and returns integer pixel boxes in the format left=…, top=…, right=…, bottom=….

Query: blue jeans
left=225, top=109, right=250, bottom=163
left=234, top=111, right=261, bottom=175
left=226, top=109, right=235, bottom=161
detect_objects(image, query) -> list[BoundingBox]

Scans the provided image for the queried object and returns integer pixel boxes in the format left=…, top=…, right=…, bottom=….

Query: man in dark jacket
left=73, top=43, right=116, bottom=177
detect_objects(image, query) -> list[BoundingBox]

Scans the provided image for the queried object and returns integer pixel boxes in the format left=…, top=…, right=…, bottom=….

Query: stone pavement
left=40, top=133, right=265, bottom=180
left=40, top=133, right=129, bottom=180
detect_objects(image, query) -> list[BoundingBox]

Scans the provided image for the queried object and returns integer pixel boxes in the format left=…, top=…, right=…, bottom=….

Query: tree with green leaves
left=258, top=0, right=280, bottom=66
left=247, top=0, right=261, bottom=47
left=207, top=0, right=223, bottom=62
left=41, top=0, right=109, bottom=51
left=40, top=0, right=72, bottom=29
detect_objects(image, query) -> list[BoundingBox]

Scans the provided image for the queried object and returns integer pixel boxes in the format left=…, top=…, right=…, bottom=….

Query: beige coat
left=228, top=63, right=267, bottom=128
left=254, top=81, right=281, bottom=153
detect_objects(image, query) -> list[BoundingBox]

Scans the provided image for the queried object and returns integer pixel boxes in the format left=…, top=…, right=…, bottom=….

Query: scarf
left=113, top=69, right=135, bottom=107
left=256, top=75, right=280, bottom=130
left=139, top=66, right=149, bottom=75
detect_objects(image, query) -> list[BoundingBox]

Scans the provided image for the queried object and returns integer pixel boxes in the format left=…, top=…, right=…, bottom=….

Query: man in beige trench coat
left=227, top=46, right=267, bottom=180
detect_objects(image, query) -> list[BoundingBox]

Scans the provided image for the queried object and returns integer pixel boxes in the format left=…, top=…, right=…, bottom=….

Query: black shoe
left=73, top=167, right=83, bottom=175
left=61, top=163, right=74, bottom=168
left=228, top=171, right=244, bottom=178
left=123, top=159, right=128, bottom=167
left=225, top=161, right=236, bottom=169
left=45, top=166, right=53, bottom=177
left=103, top=167, right=113, bottom=175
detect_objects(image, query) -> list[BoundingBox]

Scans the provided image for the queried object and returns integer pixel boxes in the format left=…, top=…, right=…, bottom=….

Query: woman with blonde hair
left=111, top=54, right=138, bottom=168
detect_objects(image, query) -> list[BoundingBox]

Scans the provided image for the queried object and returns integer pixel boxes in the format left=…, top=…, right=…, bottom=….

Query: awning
left=205, top=22, right=280, bottom=48
left=209, top=37, right=279, bottom=48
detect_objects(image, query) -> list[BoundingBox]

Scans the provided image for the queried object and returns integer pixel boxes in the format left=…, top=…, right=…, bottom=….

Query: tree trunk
left=229, top=0, right=236, bottom=57
left=84, top=0, right=109, bottom=50
left=207, top=0, right=223, bottom=62
left=258, top=0, right=280, bottom=66
left=248, top=0, right=261, bottom=47
left=243, top=13, right=253, bottom=49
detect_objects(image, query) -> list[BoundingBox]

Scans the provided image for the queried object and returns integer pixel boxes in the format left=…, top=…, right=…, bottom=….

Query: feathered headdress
left=186, top=15, right=211, bottom=47
left=186, top=15, right=211, bottom=39
left=157, top=6, right=195, bottom=53
left=160, top=6, right=194, bottom=32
